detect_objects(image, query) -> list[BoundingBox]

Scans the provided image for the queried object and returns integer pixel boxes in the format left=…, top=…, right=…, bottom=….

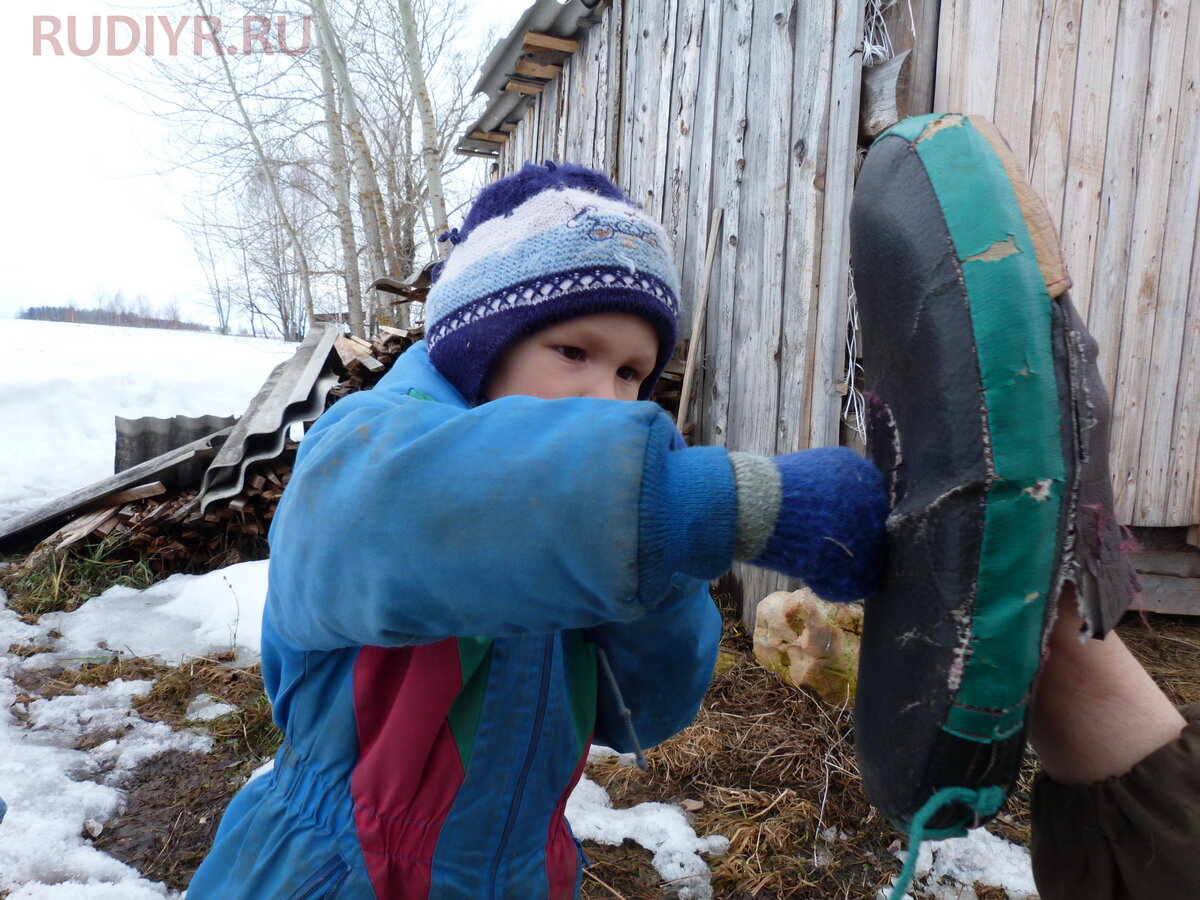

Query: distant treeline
left=18, top=306, right=215, bottom=333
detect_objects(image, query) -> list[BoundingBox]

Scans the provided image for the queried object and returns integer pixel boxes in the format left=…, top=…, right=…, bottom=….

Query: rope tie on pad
left=887, top=785, right=1005, bottom=900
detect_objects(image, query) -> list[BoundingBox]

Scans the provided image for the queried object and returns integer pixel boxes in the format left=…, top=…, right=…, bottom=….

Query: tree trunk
left=396, top=0, right=449, bottom=250
left=309, top=0, right=397, bottom=288
left=315, top=13, right=365, bottom=336
left=196, top=0, right=314, bottom=332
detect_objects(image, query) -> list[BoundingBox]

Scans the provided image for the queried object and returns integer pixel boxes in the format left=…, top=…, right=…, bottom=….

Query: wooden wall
left=498, top=0, right=868, bottom=608
left=933, top=0, right=1200, bottom=529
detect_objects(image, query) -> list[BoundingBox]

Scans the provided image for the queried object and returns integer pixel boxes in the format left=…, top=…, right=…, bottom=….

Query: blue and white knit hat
left=425, top=161, right=681, bottom=405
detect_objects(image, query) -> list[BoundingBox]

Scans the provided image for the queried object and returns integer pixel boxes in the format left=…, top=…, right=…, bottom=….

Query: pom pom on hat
left=425, top=161, right=681, bottom=405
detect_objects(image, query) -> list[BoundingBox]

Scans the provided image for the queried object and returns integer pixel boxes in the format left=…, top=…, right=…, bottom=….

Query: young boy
left=187, top=162, right=889, bottom=899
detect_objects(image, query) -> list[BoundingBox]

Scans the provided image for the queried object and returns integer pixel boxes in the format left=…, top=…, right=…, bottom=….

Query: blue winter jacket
left=187, top=341, right=737, bottom=899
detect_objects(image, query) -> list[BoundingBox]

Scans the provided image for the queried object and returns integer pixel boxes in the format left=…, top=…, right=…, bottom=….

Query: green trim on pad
left=903, top=114, right=1066, bottom=742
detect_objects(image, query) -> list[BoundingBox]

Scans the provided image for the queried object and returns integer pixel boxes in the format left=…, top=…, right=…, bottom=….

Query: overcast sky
left=0, top=0, right=532, bottom=323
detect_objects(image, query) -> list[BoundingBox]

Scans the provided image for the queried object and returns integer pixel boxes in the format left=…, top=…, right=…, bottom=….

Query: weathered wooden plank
left=807, top=0, right=866, bottom=448
left=881, top=0, right=939, bottom=116
left=1134, top=574, right=1200, bottom=617
left=515, top=59, right=563, bottom=80
left=552, top=55, right=569, bottom=161
left=1167, top=196, right=1200, bottom=525
left=619, top=0, right=648, bottom=190
left=990, top=0, right=1043, bottom=170
left=1130, top=550, right=1200, bottom=580
left=1058, top=0, right=1120, bottom=325
left=726, top=0, right=791, bottom=458
left=524, top=32, right=579, bottom=53
left=779, top=0, right=835, bottom=456
left=859, top=50, right=910, bottom=140
left=699, top=0, right=753, bottom=454
left=1139, top=1, right=1200, bottom=525
left=663, top=0, right=707, bottom=327
left=603, top=0, right=624, bottom=181
left=933, top=0, right=963, bottom=114
left=1027, top=0, right=1080, bottom=227
left=0, top=428, right=232, bottom=552
left=678, top=1, right=723, bottom=443
left=1108, top=0, right=1189, bottom=521
left=961, top=0, right=1003, bottom=119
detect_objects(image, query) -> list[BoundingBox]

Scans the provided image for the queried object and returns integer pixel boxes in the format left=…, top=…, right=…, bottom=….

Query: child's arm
left=590, top=573, right=723, bottom=751
left=266, top=378, right=885, bottom=650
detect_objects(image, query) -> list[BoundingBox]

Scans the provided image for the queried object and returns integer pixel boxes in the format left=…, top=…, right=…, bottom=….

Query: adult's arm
left=1028, top=589, right=1199, bottom=900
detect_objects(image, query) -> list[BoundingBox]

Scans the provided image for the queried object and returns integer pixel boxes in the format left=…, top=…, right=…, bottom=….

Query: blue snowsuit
left=188, top=341, right=739, bottom=899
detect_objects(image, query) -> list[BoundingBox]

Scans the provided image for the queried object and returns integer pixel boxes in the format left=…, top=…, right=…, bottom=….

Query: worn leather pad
left=848, top=113, right=1133, bottom=834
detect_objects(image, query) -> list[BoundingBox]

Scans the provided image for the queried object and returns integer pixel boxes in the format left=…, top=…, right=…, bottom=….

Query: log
left=523, top=31, right=578, bottom=53
left=859, top=50, right=911, bottom=140
left=515, top=59, right=563, bottom=80
left=1129, top=550, right=1200, bottom=580
left=504, top=79, right=545, bottom=95
left=1135, top=573, right=1200, bottom=617
left=99, top=482, right=166, bottom=506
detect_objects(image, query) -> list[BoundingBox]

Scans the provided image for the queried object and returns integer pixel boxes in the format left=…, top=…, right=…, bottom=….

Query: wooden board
left=807, top=0, right=866, bottom=449
left=523, top=31, right=579, bottom=54
left=1058, top=0, right=1121, bottom=324
left=1145, top=1, right=1200, bottom=524
left=1134, top=574, right=1200, bottom=617
left=1108, top=0, right=1189, bottom=519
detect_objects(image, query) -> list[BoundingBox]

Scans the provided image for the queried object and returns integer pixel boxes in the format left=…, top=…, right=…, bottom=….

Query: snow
left=0, top=320, right=1038, bottom=898
left=567, top=775, right=729, bottom=900
left=0, top=319, right=295, bottom=524
left=882, top=828, right=1038, bottom=900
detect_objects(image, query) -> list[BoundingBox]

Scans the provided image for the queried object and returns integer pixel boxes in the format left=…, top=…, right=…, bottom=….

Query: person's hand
left=730, top=447, right=888, bottom=603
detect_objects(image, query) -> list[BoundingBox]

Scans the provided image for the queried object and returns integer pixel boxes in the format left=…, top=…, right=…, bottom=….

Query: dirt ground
left=6, top=605, right=1198, bottom=899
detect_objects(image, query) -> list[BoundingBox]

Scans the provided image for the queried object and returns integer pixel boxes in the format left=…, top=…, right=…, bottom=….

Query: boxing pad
left=849, top=113, right=1137, bottom=835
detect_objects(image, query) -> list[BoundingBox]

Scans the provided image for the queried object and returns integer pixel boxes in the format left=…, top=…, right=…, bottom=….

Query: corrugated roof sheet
left=457, top=0, right=605, bottom=158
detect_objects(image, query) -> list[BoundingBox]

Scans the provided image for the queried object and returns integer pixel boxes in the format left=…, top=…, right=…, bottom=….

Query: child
left=187, top=162, right=889, bottom=899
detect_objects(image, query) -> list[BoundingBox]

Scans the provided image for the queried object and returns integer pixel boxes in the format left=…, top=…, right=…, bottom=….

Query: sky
left=0, top=0, right=532, bottom=325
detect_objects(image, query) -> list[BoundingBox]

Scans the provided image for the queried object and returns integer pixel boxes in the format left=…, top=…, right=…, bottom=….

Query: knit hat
left=424, top=161, right=681, bottom=405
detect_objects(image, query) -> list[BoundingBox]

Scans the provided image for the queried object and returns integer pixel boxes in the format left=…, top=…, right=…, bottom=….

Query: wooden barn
left=457, top=0, right=1200, bottom=618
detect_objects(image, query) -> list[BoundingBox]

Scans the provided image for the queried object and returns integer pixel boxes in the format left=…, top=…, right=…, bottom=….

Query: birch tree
left=396, top=0, right=449, bottom=247
left=314, top=10, right=365, bottom=335
left=195, top=0, right=315, bottom=331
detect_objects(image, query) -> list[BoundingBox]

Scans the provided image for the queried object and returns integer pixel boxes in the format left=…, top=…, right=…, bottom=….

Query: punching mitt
left=849, top=113, right=1138, bottom=836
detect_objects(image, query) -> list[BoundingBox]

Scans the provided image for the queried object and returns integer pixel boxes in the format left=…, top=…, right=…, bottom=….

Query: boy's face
left=486, top=312, right=659, bottom=402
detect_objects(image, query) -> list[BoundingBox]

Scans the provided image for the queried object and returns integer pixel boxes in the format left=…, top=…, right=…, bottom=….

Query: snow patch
left=567, top=772, right=729, bottom=900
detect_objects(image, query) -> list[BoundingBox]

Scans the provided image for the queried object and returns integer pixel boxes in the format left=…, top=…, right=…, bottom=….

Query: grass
left=1, top=536, right=158, bottom=617
left=6, top=650, right=283, bottom=892
left=4, top=557, right=1196, bottom=898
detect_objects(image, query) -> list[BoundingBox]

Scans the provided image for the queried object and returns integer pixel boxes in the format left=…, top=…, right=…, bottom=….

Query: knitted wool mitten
left=730, top=447, right=888, bottom=604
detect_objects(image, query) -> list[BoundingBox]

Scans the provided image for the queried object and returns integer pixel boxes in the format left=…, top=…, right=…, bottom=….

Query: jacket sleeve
left=1029, top=704, right=1200, bottom=900
left=264, top=383, right=737, bottom=650
left=591, top=572, right=722, bottom=751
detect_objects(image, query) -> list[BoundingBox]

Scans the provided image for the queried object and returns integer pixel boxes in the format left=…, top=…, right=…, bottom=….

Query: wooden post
left=677, top=208, right=723, bottom=430
left=882, top=0, right=940, bottom=116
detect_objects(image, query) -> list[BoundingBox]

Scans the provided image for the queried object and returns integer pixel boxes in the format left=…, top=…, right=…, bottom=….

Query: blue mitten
left=730, top=447, right=888, bottom=603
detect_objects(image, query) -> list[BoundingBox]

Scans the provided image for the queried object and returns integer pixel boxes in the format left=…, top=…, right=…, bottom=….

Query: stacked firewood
left=329, top=325, right=424, bottom=399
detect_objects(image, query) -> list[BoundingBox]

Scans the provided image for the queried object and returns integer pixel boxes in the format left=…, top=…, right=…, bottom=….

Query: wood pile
left=14, top=453, right=299, bottom=580
left=329, top=325, right=424, bottom=400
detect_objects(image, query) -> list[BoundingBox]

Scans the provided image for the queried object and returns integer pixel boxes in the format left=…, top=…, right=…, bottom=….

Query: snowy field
left=0, top=319, right=1036, bottom=899
left=0, top=319, right=297, bottom=524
